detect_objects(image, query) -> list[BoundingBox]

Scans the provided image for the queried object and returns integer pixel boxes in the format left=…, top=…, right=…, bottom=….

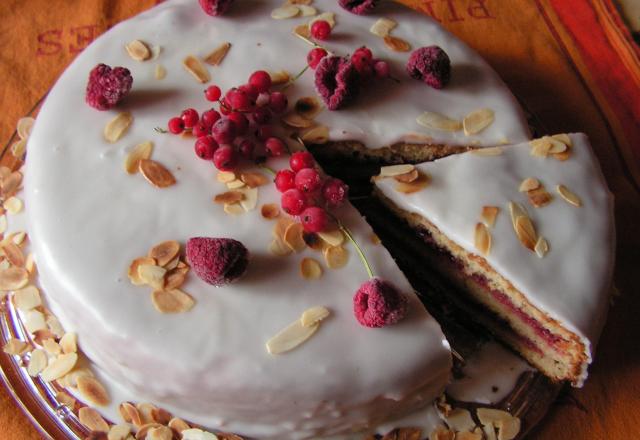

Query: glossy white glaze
left=375, top=134, right=615, bottom=386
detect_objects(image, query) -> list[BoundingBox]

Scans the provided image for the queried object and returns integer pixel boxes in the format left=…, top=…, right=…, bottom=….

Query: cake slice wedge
left=373, top=134, right=614, bottom=386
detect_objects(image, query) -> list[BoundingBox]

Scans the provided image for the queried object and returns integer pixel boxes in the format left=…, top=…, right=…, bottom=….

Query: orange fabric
left=1, top=0, right=639, bottom=439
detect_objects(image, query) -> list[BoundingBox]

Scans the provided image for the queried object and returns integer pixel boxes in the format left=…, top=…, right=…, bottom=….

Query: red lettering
left=468, top=0, right=495, bottom=19
left=421, top=1, right=442, bottom=22
left=69, top=25, right=100, bottom=54
left=444, top=0, right=464, bottom=22
left=36, top=29, right=63, bottom=56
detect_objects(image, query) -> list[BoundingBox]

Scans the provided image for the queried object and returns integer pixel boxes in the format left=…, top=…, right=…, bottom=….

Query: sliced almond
left=266, top=319, right=319, bottom=354
left=204, top=42, right=231, bottom=66
left=55, top=391, right=76, bottom=409
left=383, top=35, right=412, bottom=52
left=445, top=407, right=476, bottom=433
left=269, top=70, right=291, bottom=85
left=59, top=332, right=77, bottom=354
left=295, top=96, right=322, bottom=119
left=476, top=408, right=520, bottom=440
left=287, top=0, right=313, bottom=5
left=11, top=139, right=26, bottom=158
left=271, top=5, right=300, bottom=19
left=301, top=306, right=330, bottom=327
left=470, top=146, right=504, bottom=156
left=379, top=164, right=415, bottom=178
left=463, top=108, right=495, bottom=135
left=300, top=257, right=322, bottom=280
left=3, top=196, right=23, bottom=214
left=119, top=402, right=141, bottom=425
left=125, top=40, right=151, bottom=61
left=25, top=310, right=47, bottom=333
left=323, top=245, right=349, bottom=269
left=3, top=242, right=25, bottom=266
left=138, top=264, right=167, bottom=290
left=139, top=159, right=176, bottom=188
left=261, top=203, right=280, bottom=220
left=284, top=222, right=306, bottom=252
left=168, top=418, right=190, bottom=433
left=216, top=171, right=236, bottom=183
left=551, top=133, right=572, bottom=147
left=508, top=202, right=528, bottom=231
left=25, top=253, right=36, bottom=275
left=456, top=431, right=483, bottom=440
left=300, top=125, right=329, bottom=144
left=42, top=338, right=61, bottom=355
left=104, top=112, right=133, bottom=143
left=150, top=407, right=172, bottom=425
left=14, top=285, right=41, bottom=310
left=108, top=424, right=132, bottom=440
left=527, top=186, right=553, bottom=208
left=79, top=407, right=109, bottom=432
left=293, top=23, right=312, bottom=40
left=46, top=315, right=64, bottom=338
left=151, top=289, right=195, bottom=313
left=269, top=238, right=292, bottom=257
left=0, top=267, right=29, bottom=290
left=125, top=141, right=154, bottom=174
left=226, top=179, right=246, bottom=190
left=146, top=426, right=173, bottom=440
left=128, top=256, right=156, bottom=285
left=529, top=137, right=552, bottom=157
left=519, top=177, right=540, bottom=192
left=481, top=206, right=499, bottom=227
left=496, top=418, right=521, bottom=440
left=395, top=172, right=430, bottom=194
left=474, top=223, right=491, bottom=256
left=556, top=184, right=582, bottom=207
left=182, top=55, right=210, bottom=83
left=394, top=169, right=419, bottom=183
left=429, top=426, right=455, bottom=440
left=515, top=216, right=537, bottom=251
left=154, top=65, right=167, bottom=80
left=41, top=352, right=78, bottom=382
left=17, top=117, right=35, bottom=140
left=273, top=216, right=295, bottom=240
left=416, top=112, right=462, bottom=132
left=77, top=375, right=110, bottom=406
left=214, top=191, right=244, bottom=205
left=317, top=229, right=344, bottom=247
left=238, top=187, right=258, bottom=212
left=182, top=429, right=219, bottom=440
left=553, top=150, right=571, bottom=161
left=10, top=230, right=27, bottom=246
left=26, top=348, right=47, bottom=377
left=149, top=240, right=180, bottom=266
left=223, top=203, right=244, bottom=216
left=370, top=17, right=397, bottom=37
left=3, top=338, right=28, bottom=355
left=309, top=12, right=336, bottom=28
left=298, top=5, right=317, bottom=16
left=548, top=139, right=568, bottom=153
left=534, top=237, right=549, bottom=258
left=282, top=112, right=315, bottom=128
left=240, top=171, right=269, bottom=188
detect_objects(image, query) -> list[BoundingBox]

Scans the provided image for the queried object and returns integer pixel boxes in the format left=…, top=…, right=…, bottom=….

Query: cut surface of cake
left=373, top=134, right=614, bottom=386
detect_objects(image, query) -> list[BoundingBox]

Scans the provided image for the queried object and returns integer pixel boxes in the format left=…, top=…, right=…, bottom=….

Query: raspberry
left=194, top=135, right=218, bottom=160
left=275, top=169, right=296, bottom=192
left=168, top=117, right=185, bottom=134
left=228, top=112, right=248, bottom=135
left=268, top=92, right=288, bottom=113
left=192, top=121, right=210, bottom=138
left=311, top=20, right=332, bottom=40
left=338, top=0, right=378, bottom=15
left=322, top=178, right=349, bottom=208
left=307, top=48, right=329, bottom=69
left=201, top=109, right=221, bottom=128
left=300, top=207, right=328, bottom=233
left=211, top=118, right=237, bottom=144
left=351, top=46, right=373, bottom=77
left=85, top=64, right=133, bottom=111
left=281, top=189, right=307, bottom=215
left=204, top=85, right=222, bottom=102
left=295, top=168, right=322, bottom=193
left=290, top=151, right=315, bottom=172
left=186, top=237, right=248, bottom=286
left=315, top=56, right=359, bottom=111
left=213, top=145, right=238, bottom=171
left=406, top=46, right=451, bottom=89
left=198, top=0, right=234, bottom=16
left=181, top=108, right=199, bottom=129
left=353, top=278, right=408, bottom=328
left=248, top=70, right=272, bottom=93
left=265, top=137, right=287, bottom=157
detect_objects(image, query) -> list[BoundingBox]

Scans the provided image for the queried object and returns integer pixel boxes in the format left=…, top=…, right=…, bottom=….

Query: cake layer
left=374, top=134, right=615, bottom=386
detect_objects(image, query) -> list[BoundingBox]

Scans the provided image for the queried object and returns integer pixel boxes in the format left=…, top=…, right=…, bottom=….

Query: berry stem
left=336, top=218, right=375, bottom=279
left=259, top=164, right=277, bottom=176
left=282, top=65, right=311, bottom=91
left=154, top=127, right=168, bottom=134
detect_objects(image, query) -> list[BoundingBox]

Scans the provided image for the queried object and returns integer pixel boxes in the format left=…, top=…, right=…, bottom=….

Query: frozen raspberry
left=338, top=0, right=378, bottom=15
left=85, top=64, right=133, bottom=111
left=406, top=46, right=451, bottom=89
left=315, top=56, right=359, bottom=111
left=322, top=178, right=349, bottom=208
left=198, top=0, right=234, bottom=16
left=186, top=237, right=249, bottom=286
left=353, top=278, right=408, bottom=328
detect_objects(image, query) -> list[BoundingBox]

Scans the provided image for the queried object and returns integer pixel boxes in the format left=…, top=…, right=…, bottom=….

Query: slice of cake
left=373, top=134, right=614, bottom=386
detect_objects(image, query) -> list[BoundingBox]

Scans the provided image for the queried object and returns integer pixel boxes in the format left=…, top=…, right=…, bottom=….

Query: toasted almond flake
left=128, top=257, right=156, bottom=285
left=25, top=310, right=47, bottom=333
left=104, top=112, right=133, bottom=143
left=150, top=407, right=172, bottom=425
left=0, top=267, right=29, bottom=290
left=527, top=186, right=553, bottom=208
left=125, top=141, right=154, bottom=174
left=119, top=402, right=140, bottom=425
left=379, top=164, right=415, bottom=178
left=548, top=139, right=567, bottom=154
left=266, top=318, right=319, bottom=355
left=553, top=150, right=571, bottom=161
left=383, top=35, right=411, bottom=52
left=217, top=171, right=236, bottom=183
left=271, top=5, right=300, bottom=19
left=165, top=267, right=188, bottom=290
left=204, top=42, right=231, bottom=66
left=4, top=242, right=25, bottom=266
left=42, top=338, right=61, bottom=355
left=44, top=315, right=63, bottom=339
left=282, top=112, right=316, bottom=128
left=323, top=245, right=349, bottom=269
left=519, top=177, right=540, bottom=192
left=481, top=206, right=499, bottom=227
left=55, top=391, right=76, bottom=408
left=508, top=202, right=528, bottom=231
left=268, top=238, right=292, bottom=257
left=10, top=231, right=27, bottom=245
left=151, top=289, right=195, bottom=313
left=25, top=253, right=36, bottom=275
left=0, top=215, right=7, bottom=234
left=300, top=125, right=329, bottom=144
left=476, top=408, right=520, bottom=440
left=17, top=117, right=35, bottom=140
left=41, top=352, right=78, bottom=382
left=3, top=338, right=28, bottom=355
left=11, top=139, right=26, bottom=157
left=515, top=216, right=537, bottom=251
left=0, top=166, right=10, bottom=179
left=317, top=229, right=344, bottom=247
left=226, top=179, right=246, bottom=190
left=474, top=223, right=491, bottom=256
left=429, top=426, right=455, bottom=440
left=168, top=418, right=190, bottom=433
left=463, top=108, right=495, bottom=135
left=534, top=237, right=549, bottom=258
left=550, top=133, right=572, bottom=147
left=496, top=418, right=521, bottom=440
left=154, top=64, right=167, bottom=80
left=261, top=203, right=280, bottom=220
left=139, top=159, right=176, bottom=188
left=26, top=348, right=47, bottom=377
left=79, top=407, right=109, bottom=432
left=370, top=17, right=397, bottom=37
left=309, top=12, right=336, bottom=28
left=301, top=306, right=330, bottom=327
left=445, top=407, right=476, bottom=433
left=295, top=96, right=323, bottom=119
left=269, top=70, right=291, bottom=85
left=529, top=137, right=552, bottom=157
left=125, top=39, right=151, bottom=61
left=395, top=172, right=430, bottom=194
left=416, top=112, right=462, bottom=132
left=284, top=222, right=306, bottom=252
left=223, top=203, right=244, bottom=216
left=293, top=23, right=312, bottom=39
left=273, top=216, right=295, bottom=240
left=240, top=171, right=269, bottom=188
left=2, top=171, right=23, bottom=197
left=138, top=264, right=166, bottom=290
left=182, top=55, right=210, bottom=83
left=182, top=429, right=219, bottom=440
left=556, top=184, right=582, bottom=207
left=59, top=332, right=77, bottom=354
left=108, top=424, right=132, bottom=440
left=300, top=257, right=322, bottom=280
left=298, top=5, right=316, bottom=16
left=238, top=187, right=258, bottom=212
left=149, top=240, right=180, bottom=266
left=77, top=375, right=110, bottom=406
left=146, top=426, right=173, bottom=440
left=14, top=285, right=41, bottom=311
left=394, top=169, right=419, bottom=183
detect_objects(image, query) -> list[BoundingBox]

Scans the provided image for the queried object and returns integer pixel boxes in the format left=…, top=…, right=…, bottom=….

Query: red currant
left=237, top=139, right=255, bottom=159
left=252, top=143, right=268, bottom=164
left=213, top=145, right=238, bottom=171
left=307, top=48, right=328, bottom=69
left=295, top=168, right=322, bottom=193
left=194, top=135, right=219, bottom=160
left=352, top=46, right=374, bottom=76
left=248, top=70, right=272, bottom=93
left=300, top=206, right=328, bottom=232
left=238, top=84, right=259, bottom=101
left=226, top=88, right=253, bottom=112
left=204, top=85, right=222, bottom=102
left=275, top=169, right=296, bottom=192
left=252, top=107, right=272, bottom=125
left=255, top=124, right=274, bottom=141
left=268, top=92, right=288, bottom=113
left=228, top=112, right=249, bottom=135
left=219, top=98, right=232, bottom=115
left=192, top=121, right=210, bottom=138
left=322, top=178, right=349, bottom=208
left=211, top=118, right=237, bottom=144
left=373, top=60, right=390, bottom=78
left=201, top=109, right=221, bottom=128
left=181, top=108, right=199, bottom=129
left=281, top=188, right=307, bottom=215
left=289, top=151, right=315, bottom=172
left=265, top=137, right=287, bottom=157
left=310, top=20, right=331, bottom=41
left=168, top=117, right=185, bottom=134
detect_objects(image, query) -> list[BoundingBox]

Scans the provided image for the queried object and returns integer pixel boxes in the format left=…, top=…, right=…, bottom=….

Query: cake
left=373, top=134, right=614, bottom=386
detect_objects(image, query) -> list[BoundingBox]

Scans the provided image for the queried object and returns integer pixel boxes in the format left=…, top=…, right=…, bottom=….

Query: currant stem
left=154, top=127, right=168, bottom=134
left=282, top=65, right=311, bottom=91
left=338, top=219, right=375, bottom=279
left=259, top=164, right=277, bottom=176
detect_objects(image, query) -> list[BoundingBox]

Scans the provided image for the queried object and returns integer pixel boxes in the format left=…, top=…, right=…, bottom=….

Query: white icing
left=375, top=134, right=615, bottom=386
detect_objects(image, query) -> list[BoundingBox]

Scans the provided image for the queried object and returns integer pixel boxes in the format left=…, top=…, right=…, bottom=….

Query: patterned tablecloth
left=1, top=0, right=639, bottom=438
